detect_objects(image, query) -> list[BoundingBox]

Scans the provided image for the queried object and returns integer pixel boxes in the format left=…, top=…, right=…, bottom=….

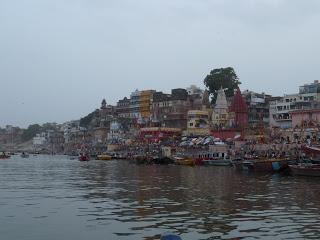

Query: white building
left=33, top=133, right=47, bottom=146
left=212, top=87, right=229, bottom=127
left=107, top=121, right=124, bottom=142
left=270, top=80, right=320, bottom=129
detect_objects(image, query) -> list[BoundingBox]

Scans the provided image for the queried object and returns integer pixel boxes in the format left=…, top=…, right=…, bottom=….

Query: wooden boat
left=202, top=158, right=232, bottom=166
left=97, top=154, right=112, bottom=160
left=301, top=145, right=320, bottom=155
left=134, top=155, right=152, bottom=165
left=0, top=154, right=10, bottom=159
left=78, top=153, right=89, bottom=161
left=235, top=158, right=289, bottom=172
left=290, top=164, right=320, bottom=177
left=152, top=157, right=174, bottom=165
left=174, top=157, right=195, bottom=166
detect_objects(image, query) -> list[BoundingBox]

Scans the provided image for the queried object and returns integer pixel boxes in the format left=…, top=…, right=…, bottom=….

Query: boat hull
left=290, top=164, right=320, bottom=177
left=175, top=159, right=195, bottom=166
left=78, top=155, right=89, bottom=161
left=202, top=159, right=232, bottom=166
left=97, top=155, right=112, bottom=160
left=235, top=159, right=289, bottom=172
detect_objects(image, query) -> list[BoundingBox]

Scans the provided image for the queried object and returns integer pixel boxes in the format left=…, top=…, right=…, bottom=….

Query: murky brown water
left=1, top=155, right=320, bottom=240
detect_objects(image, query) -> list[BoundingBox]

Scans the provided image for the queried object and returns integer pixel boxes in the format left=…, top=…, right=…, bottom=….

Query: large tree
left=203, top=67, right=241, bottom=103
left=21, top=124, right=42, bottom=142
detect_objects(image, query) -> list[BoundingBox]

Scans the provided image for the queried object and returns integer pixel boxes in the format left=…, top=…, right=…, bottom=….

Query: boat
left=134, top=155, right=153, bottom=165
left=20, top=152, right=29, bottom=158
left=97, top=154, right=112, bottom=160
left=78, top=153, right=89, bottom=161
left=161, top=233, right=182, bottom=240
left=0, top=152, right=10, bottom=159
left=235, top=157, right=289, bottom=172
left=289, top=163, right=320, bottom=177
left=152, top=156, right=174, bottom=165
left=194, top=143, right=231, bottom=166
left=202, top=158, right=232, bottom=166
left=173, top=156, right=195, bottom=166
left=301, top=145, right=320, bottom=156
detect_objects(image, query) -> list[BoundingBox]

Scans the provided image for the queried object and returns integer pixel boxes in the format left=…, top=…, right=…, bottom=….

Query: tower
left=212, top=87, right=229, bottom=127
left=230, top=88, right=248, bottom=128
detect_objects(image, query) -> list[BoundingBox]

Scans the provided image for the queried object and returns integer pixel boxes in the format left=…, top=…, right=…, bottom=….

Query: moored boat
left=0, top=152, right=10, bottom=159
left=152, top=156, right=174, bottom=165
left=301, top=145, right=320, bottom=156
left=78, top=153, right=89, bottom=161
left=289, top=164, right=320, bottom=177
left=235, top=158, right=289, bottom=172
left=202, top=159, right=232, bottom=166
left=173, top=157, right=195, bottom=166
left=97, top=154, right=112, bottom=160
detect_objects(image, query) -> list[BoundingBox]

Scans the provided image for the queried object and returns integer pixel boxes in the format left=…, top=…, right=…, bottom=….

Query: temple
left=229, top=88, right=248, bottom=128
left=212, top=87, right=229, bottom=128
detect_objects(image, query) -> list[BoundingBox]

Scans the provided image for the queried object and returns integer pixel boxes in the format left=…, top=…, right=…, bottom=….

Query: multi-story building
left=186, top=110, right=210, bottom=136
left=164, top=88, right=190, bottom=129
left=107, top=121, right=124, bottom=143
left=152, top=88, right=191, bottom=129
left=242, top=90, right=273, bottom=126
left=0, top=125, right=23, bottom=144
left=130, top=90, right=141, bottom=119
left=151, top=87, right=210, bottom=130
left=116, top=97, right=131, bottom=118
left=270, top=80, right=320, bottom=129
left=152, top=91, right=171, bottom=125
left=139, top=90, right=155, bottom=122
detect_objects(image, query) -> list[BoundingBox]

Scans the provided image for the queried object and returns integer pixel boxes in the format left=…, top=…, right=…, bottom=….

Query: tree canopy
left=79, top=109, right=99, bottom=128
left=203, top=67, right=241, bottom=103
left=21, top=124, right=42, bottom=142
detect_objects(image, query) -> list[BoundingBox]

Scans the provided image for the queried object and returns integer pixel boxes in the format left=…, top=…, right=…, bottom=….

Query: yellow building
left=186, top=110, right=210, bottom=136
left=139, top=90, right=155, bottom=119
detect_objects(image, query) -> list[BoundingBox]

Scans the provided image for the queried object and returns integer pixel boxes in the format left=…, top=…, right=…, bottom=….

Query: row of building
left=3, top=81, right=320, bottom=153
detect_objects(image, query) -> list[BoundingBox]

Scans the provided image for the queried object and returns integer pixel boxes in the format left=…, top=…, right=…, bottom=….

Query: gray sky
left=1, top=0, right=320, bottom=128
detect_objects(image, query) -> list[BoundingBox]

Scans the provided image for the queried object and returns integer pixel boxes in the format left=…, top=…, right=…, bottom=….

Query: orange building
left=139, top=90, right=155, bottom=120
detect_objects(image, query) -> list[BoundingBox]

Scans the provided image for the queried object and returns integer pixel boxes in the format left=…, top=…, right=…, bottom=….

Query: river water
left=0, top=155, right=320, bottom=240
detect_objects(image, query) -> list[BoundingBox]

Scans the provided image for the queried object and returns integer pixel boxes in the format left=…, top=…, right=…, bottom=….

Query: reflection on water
left=1, top=155, right=320, bottom=240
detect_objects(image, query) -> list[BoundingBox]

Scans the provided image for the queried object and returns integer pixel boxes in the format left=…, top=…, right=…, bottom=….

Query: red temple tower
left=230, top=88, right=248, bottom=128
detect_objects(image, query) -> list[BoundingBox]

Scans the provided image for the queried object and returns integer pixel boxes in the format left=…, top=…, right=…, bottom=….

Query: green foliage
left=79, top=109, right=99, bottom=128
left=203, top=67, right=241, bottom=103
left=21, top=124, right=42, bottom=142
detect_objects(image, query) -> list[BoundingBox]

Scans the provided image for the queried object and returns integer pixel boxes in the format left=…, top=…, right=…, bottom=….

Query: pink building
left=291, top=109, right=320, bottom=128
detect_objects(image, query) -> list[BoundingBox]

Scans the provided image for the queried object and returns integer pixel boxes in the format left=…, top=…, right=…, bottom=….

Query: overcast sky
left=1, top=0, right=320, bottom=128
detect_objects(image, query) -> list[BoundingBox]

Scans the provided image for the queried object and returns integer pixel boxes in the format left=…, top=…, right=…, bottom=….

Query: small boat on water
left=0, top=152, right=10, bottom=159
left=161, top=233, right=182, bottom=240
left=202, top=158, right=233, bottom=166
left=290, top=163, right=320, bottom=177
left=234, top=157, right=289, bottom=172
left=173, top=156, right=195, bottom=166
left=152, top=156, right=174, bottom=165
left=97, top=154, right=112, bottom=160
left=20, top=152, right=29, bottom=158
left=301, top=145, right=320, bottom=156
left=78, top=153, right=89, bottom=161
